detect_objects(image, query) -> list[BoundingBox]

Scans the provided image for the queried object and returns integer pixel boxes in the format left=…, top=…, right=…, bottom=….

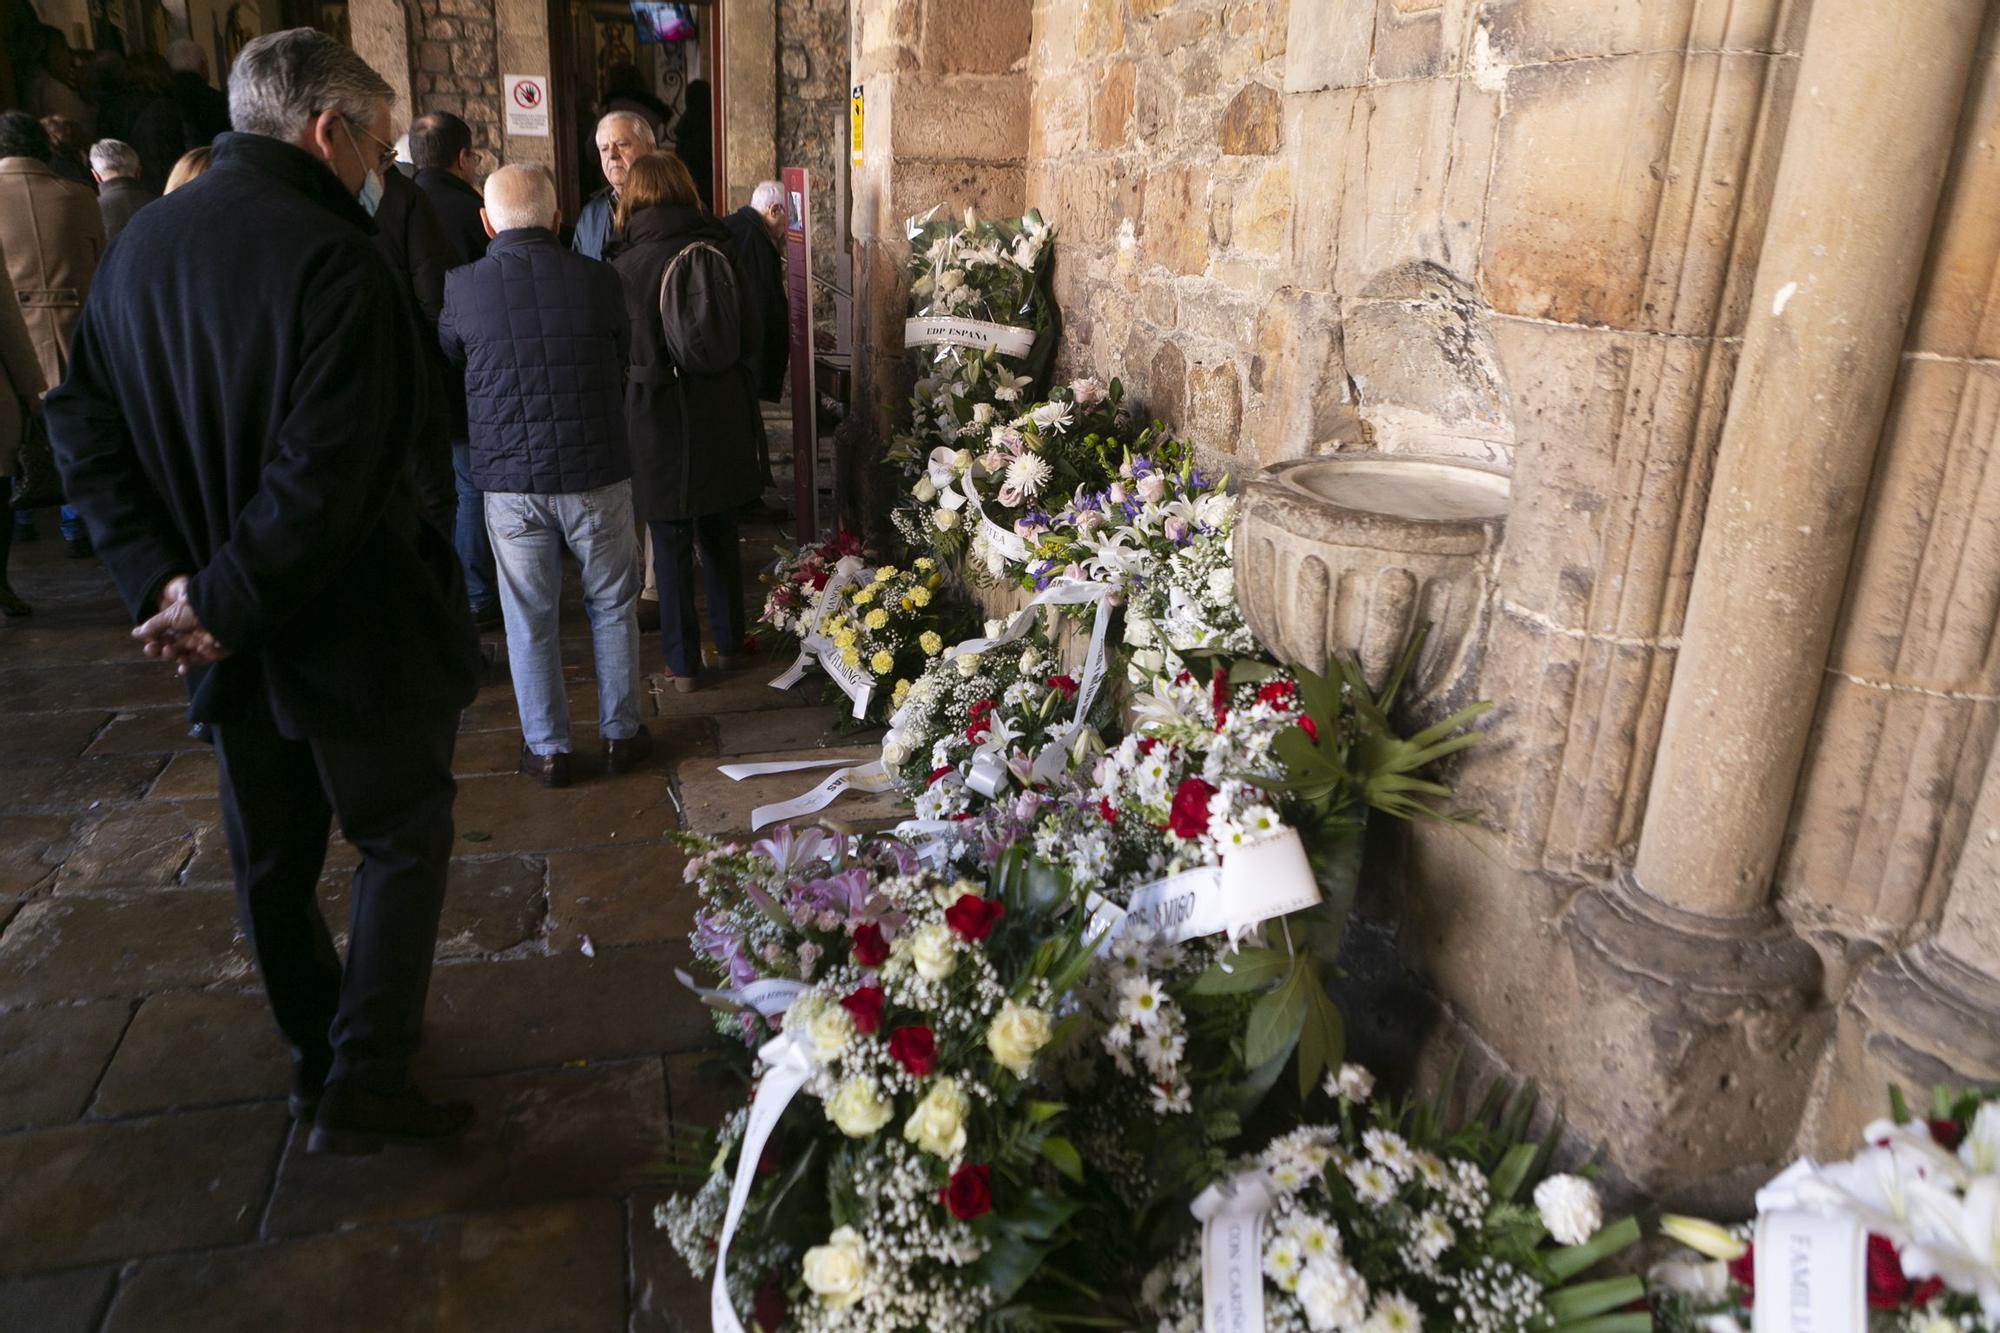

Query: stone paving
left=0, top=504, right=877, bottom=1331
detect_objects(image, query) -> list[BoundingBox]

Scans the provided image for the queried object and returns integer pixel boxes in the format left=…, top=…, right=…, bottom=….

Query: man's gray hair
left=165, top=37, right=208, bottom=77
left=483, top=163, right=559, bottom=233
left=89, top=139, right=141, bottom=179
left=595, top=110, right=656, bottom=146
left=750, top=180, right=785, bottom=213
left=228, top=28, right=392, bottom=143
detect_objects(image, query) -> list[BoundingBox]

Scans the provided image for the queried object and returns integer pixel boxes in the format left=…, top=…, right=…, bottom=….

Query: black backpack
left=658, top=239, right=743, bottom=376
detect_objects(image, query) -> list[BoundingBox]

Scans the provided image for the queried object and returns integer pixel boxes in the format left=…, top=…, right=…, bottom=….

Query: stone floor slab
left=83, top=708, right=206, bottom=756
left=4, top=755, right=167, bottom=815
left=0, top=892, right=251, bottom=1006
left=675, top=745, right=905, bottom=838
left=0, top=813, right=74, bottom=900
left=263, top=1061, right=665, bottom=1237
left=144, top=751, right=217, bottom=801
left=0, top=1266, right=117, bottom=1333
left=544, top=844, right=689, bottom=951
left=714, top=703, right=877, bottom=757
left=0, top=661, right=189, bottom=714
left=0, top=711, right=111, bottom=767
left=0, top=999, right=133, bottom=1129
left=449, top=770, right=678, bottom=856
left=418, top=942, right=709, bottom=1076
left=90, top=990, right=289, bottom=1119
left=629, top=1188, right=709, bottom=1333
left=452, top=727, right=529, bottom=777
left=104, top=1200, right=624, bottom=1333
left=55, top=800, right=228, bottom=891
left=320, top=854, right=548, bottom=961
left=0, top=1102, right=286, bottom=1275
left=651, top=664, right=815, bottom=719
left=664, top=1049, right=746, bottom=1134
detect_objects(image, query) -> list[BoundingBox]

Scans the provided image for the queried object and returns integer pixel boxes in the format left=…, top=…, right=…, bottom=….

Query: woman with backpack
left=612, top=153, right=766, bottom=691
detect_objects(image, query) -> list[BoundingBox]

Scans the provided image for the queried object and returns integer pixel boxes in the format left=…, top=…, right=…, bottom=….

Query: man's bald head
left=481, top=163, right=559, bottom=236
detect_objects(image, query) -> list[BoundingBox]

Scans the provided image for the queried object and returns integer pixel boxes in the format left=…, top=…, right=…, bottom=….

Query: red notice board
left=783, top=167, right=816, bottom=543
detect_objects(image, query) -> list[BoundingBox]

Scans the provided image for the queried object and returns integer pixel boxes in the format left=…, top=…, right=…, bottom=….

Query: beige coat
left=0, top=263, right=48, bottom=477
left=0, top=157, right=104, bottom=390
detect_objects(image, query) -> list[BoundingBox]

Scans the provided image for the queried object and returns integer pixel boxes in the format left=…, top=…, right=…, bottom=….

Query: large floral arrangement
left=1650, top=1086, right=2000, bottom=1332
left=756, top=531, right=869, bottom=650
left=776, top=557, right=974, bottom=725
left=1146, top=1065, right=1646, bottom=1333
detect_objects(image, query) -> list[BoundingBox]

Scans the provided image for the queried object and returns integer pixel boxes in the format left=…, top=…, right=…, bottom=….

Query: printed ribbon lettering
left=1190, top=1169, right=1274, bottom=1333
left=903, top=315, right=1036, bottom=359
left=674, top=969, right=809, bottom=1019
left=1089, top=828, right=1322, bottom=952
left=1750, top=1211, right=1866, bottom=1333
left=771, top=556, right=867, bottom=691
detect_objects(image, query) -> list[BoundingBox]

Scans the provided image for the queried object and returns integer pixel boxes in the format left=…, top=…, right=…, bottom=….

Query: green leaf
left=971, top=1234, right=1054, bottom=1303
left=1545, top=1275, right=1647, bottom=1325
left=1188, top=948, right=1289, bottom=995
left=1039, top=1136, right=1083, bottom=1183
left=1244, top=959, right=1309, bottom=1069
left=460, top=830, right=492, bottom=843
left=1295, top=961, right=1345, bottom=1099
left=1546, top=1215, right=1642, bottom=1281
left=1488, top=1142, right=1537, bottom=1204
left=997, top=1190, right=1079, bottom=1240
left=1552, top=1315, right=1654, bottom=1333
left=1022, top=1100, right=1066, bottom=1126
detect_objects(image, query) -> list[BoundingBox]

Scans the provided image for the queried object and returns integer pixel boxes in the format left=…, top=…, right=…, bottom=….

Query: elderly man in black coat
left=721, top=178, right=791, bottom=404
left=45, top=28, right=482, bottom=1157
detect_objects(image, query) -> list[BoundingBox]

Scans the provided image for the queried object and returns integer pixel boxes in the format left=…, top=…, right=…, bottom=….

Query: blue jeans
left=485, top=482, right=643, bottom=756
left=452, top=444, right=497, bottom=614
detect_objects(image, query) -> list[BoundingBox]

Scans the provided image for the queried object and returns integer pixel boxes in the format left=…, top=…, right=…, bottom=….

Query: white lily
left=1964, top=1103, right=2000, bottom=1175
left=1902, top=1175, right=2000, bottom=1317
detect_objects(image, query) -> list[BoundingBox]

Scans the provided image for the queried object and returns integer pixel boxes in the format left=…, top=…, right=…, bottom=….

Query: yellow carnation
left=909, top=586, right=932, bottom=608
left=864, top=608, right=890, bottom=631
left=915, top=557, right=935, bottom=571
left=920, top=631, right=943, bottom=656
left=874, top=566, right=898, bottom=583
left=851, top=586, right=875, bottom=606
left=892, top=679, right=912, bottom=706
left=841, top=647, right=861, bottom=668
left=870, top=650, right=896, bottom=675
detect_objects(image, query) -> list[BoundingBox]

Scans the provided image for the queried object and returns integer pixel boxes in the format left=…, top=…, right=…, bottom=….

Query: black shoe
left=64, top=533, right=93, bottom=559
left=306, top=1080, right=476, bottom=1156
left=289, top=1047, right=332, bottom=1121
left=636, top=599, right=660, bottom=632
left=0, top=584, right=28, bottom=619
left=473, top=605, right=503, bottom=632
left=605, top=723, right=653, bottom=774
left=519, top=745, right=571, bottom=788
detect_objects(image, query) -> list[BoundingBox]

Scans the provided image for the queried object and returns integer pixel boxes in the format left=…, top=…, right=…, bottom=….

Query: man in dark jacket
left=88, top=139, right=157, bottom=242
left=411, top=110, right=500, bottom=628
left=439, top=164, right=649, bottom=787
left=45, top=28, right=481, bottom=1157
left=721, top=178, right=790, bottom=403
left=166, top=39, right=231, bottom=149
left=372, top=165, right=460, bottom=538
left=571, top=109, right=653, bottom=263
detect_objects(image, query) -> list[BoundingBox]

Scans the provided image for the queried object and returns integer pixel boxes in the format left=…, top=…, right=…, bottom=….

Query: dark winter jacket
left=44, top=131, right=481, bottom=740
left=721, top=205, right=789, bottom=402
left=171, top=70, right=230, bottom=150
left=611, top=204, right=765, bottom=522
left=572, top=188, right=617, bottom=262
left=373, top=167, right=458, bottom=524
left=415, top=165, right=488, bottom=266
left=439, top=227, right=633, bottom=496
left=97, top=176, right=158, bottom=244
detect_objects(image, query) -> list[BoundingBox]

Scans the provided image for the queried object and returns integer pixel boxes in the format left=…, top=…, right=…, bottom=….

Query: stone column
left=1633, top=0, right=1990, bottom=919
left=347, top=0, right=412, bottom=127
left=495, top=0, right=555, bottom=171
left=725, top=0, right=779, bottom=211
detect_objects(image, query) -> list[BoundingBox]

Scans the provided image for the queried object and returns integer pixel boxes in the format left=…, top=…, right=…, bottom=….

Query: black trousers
left=210, top=712, right=458, bottom=1093
left=649, top=512, right=745, bottom=677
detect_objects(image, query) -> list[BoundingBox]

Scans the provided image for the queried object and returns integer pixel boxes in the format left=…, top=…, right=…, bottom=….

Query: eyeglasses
left=344, top=118, right=398, bottom=172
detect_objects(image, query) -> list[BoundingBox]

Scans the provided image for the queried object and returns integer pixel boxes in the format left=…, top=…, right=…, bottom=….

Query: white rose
left=802, top=1225, right=867, bottom=1307
left=903, top=1076, right=970, bottom=1158
left=1137, top=472, right=1167, bottom=503
left=1107, top=482, right=1128, bottom=505
left=881, top=735, right=911, bottom=767
left=972, top=402, right=996, bottom=425
left=933, top=507, right=961, bottom=532
left=955, top=653, right=983, bottom=677
left=1328, top=1062, right=1374, bottom=1105
left=1123, top=614, right=1155, bottom=648
left=1130, top=648, right=1165, bottom=677
left=1534, top=1174, right=1603, bottom=1246
left=1070, top=376, right=1105, bottom=407
left=913, top=476, right=938, bottom=502
left=807, top=1003, right=855, bottom=1064
left=1019, top=645, right=1042, bottom=672
left=1206, top=567, right=1234, bottom=602
left=909, top=923, right=958, bottom=981
left=986, top=1000, right=1052, bottom=1077
left=825, top=1077, right=894, bottom=1138
left=983, top=619, right=1007, bottom=638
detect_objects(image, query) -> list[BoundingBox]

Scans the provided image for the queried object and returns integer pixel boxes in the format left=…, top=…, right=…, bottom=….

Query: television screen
left=633, top=1, right=695, bottom=43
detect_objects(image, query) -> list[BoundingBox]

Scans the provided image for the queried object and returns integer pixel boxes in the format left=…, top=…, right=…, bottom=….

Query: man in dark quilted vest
left=439, top=163, right=651, bottom=788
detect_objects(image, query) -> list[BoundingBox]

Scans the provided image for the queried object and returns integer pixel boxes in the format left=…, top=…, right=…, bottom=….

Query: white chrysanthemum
left=1002, top=451, right=1053, bottom=500
left=1295, top=1260, right=1369, bottom=1331
left=1291, top=1215, right=1342, bottom=1264
left=1411, top=1151, right=1450, bottom=1189
left=1534, top=1174, right=1603, bottom=1246
left=1263, top=1236, right=1304, bottom=1290
left=1363, top=1129, right=1415, bottom=1178
left=1347, top=1159, right=1398, bottom=1206
left=1361, top=1291, right=1422, bottom=1333
left=1326, top=1063, right=1375, bottom=1105
left=1118, top=975, right=1170, bottom=1029
left=1411, top=1210, right=1454, bottom=1262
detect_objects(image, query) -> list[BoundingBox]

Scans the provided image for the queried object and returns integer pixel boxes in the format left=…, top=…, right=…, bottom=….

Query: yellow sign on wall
left=850, top=85, right=865, bottom=167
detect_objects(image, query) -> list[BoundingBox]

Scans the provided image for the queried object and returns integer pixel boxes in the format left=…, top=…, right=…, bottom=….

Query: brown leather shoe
left=307, top=1080, right=475, bottom=1156
left=518, top=745, right=572, bottom=788
left=605, top=724, right=654, bottom=775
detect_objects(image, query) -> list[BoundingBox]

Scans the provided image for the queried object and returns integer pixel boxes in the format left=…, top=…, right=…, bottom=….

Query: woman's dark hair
left=0, top=111, right=55, bottom=163
left=615, top=152, right=700, bottom=231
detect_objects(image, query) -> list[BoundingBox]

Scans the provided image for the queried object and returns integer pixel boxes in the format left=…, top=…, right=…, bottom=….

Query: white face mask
left=341, top=120, right=385, bottom=217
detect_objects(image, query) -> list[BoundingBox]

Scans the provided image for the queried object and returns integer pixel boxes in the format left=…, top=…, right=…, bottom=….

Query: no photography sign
left=504, top=75, right=550, bottom=136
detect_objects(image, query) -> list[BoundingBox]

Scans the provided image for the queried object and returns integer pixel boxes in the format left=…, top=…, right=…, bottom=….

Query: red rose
left=1210, top=668, right=1230, bottom=730
left=939, top=1163, right=992, bottom=1220
left=1166, top=777, right=1217, bottom=840
left=753, top=1275, right=788, bottom=1330
left=1256, top=680, right=1297, bottom=709
left=1928, top=1118, right=1964, bottom=1151
left=1728, top=1245, right=1755, bottom=1302
left=1098, top=796, right=1118, bottom=824
left=840, top=985, right=886, bottom=1034
left=1136, top=737, right=1158, bottom=756
left=1046, top=674, right=1080, bottom=700
left=809, top=568, right=830, bottom=590
left=851, top=923, right=889, bottom=968
left=1174, top=670, right=1193, bottom=686
left=1864, top=1234, right=1943, bottom=1310
left=887, top=1025, right=937, bottom=1076
left=945, top=894, right=1006, bottom=941
left=1298, top=715, right=1319, bottom=744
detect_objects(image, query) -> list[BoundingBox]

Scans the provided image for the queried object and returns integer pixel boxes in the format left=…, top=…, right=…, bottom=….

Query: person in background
left=372, top=159, right=459, bottom=535
left=572, top=109, right=652, bottom=264
left=45, top=27, right=481, bottom=1156
left=440, top=164, right=648, bottom=786
left=722, top=178, right=790, bottom=404
left=612, top=154, right=763, bottom=691
left=41, top=114, right=95, bottom=190
left=114, top=54, right=187, bottom=195
left=672, top=79, right=712, bottom=213
left=391, top=133, right=415, bottom=178
left=411, top=109, right=499, bottom=629
left=14, top=26, right=95, bottom=136
left=165, top=38, right=231, bottom=149
left=598, top=63, right=669, bottom=145
left=0, top=111, right=104, bottom=559
left=0, top=264, right=48, bottom=619
left=164, top=144, right=211, bottom=193
left=91, top=139, right=158, bottom=242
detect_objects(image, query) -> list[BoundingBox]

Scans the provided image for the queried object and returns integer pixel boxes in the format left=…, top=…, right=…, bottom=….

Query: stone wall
left=410, top=0, right=502, bottom=153
left=778, top=0, right=850, bottom=287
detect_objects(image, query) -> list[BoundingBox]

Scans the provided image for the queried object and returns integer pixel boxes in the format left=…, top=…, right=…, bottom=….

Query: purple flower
left=751, top=825, right=834, bottom=879
left=790, top=868, right=871, bottom=919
